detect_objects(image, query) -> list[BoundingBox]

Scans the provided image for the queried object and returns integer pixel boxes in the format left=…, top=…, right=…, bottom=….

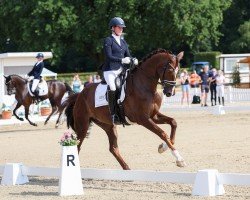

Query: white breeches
left=31, top=79, right=40, bottom=92
left=103, top=68, right=122, bottom=91
left=216, top=85, right=224, bottom=98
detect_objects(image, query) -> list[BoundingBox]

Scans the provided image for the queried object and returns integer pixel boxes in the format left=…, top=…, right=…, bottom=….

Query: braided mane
left=138, top=48, right=173, bottom=67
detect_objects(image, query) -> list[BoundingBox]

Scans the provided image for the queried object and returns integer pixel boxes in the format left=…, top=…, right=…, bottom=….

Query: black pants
left=210, top=84, right=217, bottom=105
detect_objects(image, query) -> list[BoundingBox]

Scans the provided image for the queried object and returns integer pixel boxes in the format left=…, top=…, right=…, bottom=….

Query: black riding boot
left=107, top=90, right=119, bottom=124
left=222, top=97, right=225, bottom=106
left=218, top=97, right=221, bottom=105
left=33, top=90, right=40, bottom=104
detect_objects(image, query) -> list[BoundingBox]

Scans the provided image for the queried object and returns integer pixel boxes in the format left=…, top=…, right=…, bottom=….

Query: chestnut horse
left=65, top=49, right=186, bottom=169
left=4, top=75, right=74, bottom=127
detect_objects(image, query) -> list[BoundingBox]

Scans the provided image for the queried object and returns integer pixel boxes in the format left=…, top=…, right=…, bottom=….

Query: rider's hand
left=121, top=57, right=131, bottom=64
left=24, top=74, right=29, bottom=79
left=28, top=76, right=34, bottom=81
left=133, top=58, right=138, bottom=65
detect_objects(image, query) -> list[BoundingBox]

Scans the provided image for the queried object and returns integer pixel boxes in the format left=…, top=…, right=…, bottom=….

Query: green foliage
left=218, top=0, right=249, bottom=53
left=0, top=0, right=233, bottom=72
left=230, top=21, right=250, bottom=53
left=194, top=52, right=221, bottom=69
left=231, top=66, right=241, bottom=87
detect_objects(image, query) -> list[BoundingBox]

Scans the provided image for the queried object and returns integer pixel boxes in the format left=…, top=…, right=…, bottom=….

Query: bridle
left=131, top=59, right=178, bottom=87
left=5, top=77, right=16, bottom=95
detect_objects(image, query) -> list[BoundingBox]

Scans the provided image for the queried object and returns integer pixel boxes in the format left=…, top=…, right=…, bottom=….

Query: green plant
left=59, top=131, right=79, bottom=146
left=231, top=66, right=241, bottom=87
left=40, top=100, right=51, bottom=108
left=1, top=103, right=11, bottom=112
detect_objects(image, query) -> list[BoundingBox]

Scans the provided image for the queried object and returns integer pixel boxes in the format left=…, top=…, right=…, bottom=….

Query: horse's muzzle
left=163, top=87, right=173, bottom=97
left=165, top=93, right=172, bottom=97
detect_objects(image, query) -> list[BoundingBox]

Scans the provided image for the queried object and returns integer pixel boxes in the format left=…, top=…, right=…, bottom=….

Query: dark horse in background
left=64, top=49, right=186, bottom=170
left=4, top=75, right=74, bottom=127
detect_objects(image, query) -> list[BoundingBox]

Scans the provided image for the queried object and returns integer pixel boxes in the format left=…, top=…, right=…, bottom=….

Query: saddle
left=27, top=78, right=48, bottom=103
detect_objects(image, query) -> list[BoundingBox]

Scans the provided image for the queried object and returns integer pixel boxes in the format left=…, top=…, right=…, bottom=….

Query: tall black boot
left=33, top=90, right=40, bottom=104
left=218, top=97, right=221, bottom=105
left=107, top=90, right=119, bottom=124
left=222, top=97, right=225, bottom=106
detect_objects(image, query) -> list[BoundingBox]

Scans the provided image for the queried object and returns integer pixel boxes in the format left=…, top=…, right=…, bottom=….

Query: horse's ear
left=177, top=51, right=184, bottom=60
left=3, top=75, right=7, bottom=79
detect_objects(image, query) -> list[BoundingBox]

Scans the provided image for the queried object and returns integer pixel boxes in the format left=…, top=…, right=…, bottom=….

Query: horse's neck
left=131, top=58, right=162, bottom=94
left=14, top=77, right=27, bottom=92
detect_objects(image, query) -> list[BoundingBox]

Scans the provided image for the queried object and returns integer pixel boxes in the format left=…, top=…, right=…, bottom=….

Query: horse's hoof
left=20, top=118, right=24, bottom=121
left=176, top=160, right=187, bottom=167
left=158, top=143, right=168, bottom=154
left=32, top=123, right=38, bottom=127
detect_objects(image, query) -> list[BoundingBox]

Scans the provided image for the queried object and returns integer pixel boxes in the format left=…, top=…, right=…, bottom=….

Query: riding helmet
left=36, top=53, right=44, bottom=58
left=109, top=17, right=126, bottom=28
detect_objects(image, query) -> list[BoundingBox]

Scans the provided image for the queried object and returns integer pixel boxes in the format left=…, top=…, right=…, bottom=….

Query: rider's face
left=37, top=57, right=43, bottom=61
left=113, top=26, right=123, bottom=36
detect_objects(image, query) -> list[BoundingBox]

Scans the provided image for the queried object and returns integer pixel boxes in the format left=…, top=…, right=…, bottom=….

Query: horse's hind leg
left=13, top=102, right=24, bottom=121
left=93, top=119, right=130, bottom=170
left=55, top=110, right=63, bottom=128
left=44, top=104, right=57, bottom=125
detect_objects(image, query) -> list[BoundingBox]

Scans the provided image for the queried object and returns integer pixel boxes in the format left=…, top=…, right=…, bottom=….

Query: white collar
left=112, top=33, right=121, bottom=45
left=36, top=60, right=42, bottom=66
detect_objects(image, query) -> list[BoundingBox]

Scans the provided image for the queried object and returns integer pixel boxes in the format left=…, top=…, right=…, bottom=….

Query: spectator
left=216, top=70, right=226, bottom=106
left=72, top=74, right=82, bottom=93
left=209, top=68, right=217, bottom=106
left=190, top=70, right=200, bottom=95
left=94, top=74, right=102, bottom=83
left=199, top=65, right=210, bottom=106
left=180, top=69, right=190, bottom=107
left=84, top=75, right=93, bottom=88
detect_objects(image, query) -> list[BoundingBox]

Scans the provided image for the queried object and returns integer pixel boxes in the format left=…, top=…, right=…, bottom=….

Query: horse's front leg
left=24, top=105, right=37, bottom=126
left=13, top=102, right=24, bottom=121
left=152, top=112, right=177, bottom=145
left=138, top=117, right=186, bottom=167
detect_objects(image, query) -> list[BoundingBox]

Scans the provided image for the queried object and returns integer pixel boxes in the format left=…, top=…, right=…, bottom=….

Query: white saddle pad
left=27, top=80, right=48, bottom=96
left=95, top=83, right=126, bottom=108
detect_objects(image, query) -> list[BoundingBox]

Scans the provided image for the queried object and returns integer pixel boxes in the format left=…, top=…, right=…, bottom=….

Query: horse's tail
left=64, top=93, right=79, bottom=130
left=64, top=82, right=75, bottom=95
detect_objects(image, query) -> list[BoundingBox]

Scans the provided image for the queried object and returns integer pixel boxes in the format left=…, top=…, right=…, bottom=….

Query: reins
left=132, top=61, right=177, bottom=87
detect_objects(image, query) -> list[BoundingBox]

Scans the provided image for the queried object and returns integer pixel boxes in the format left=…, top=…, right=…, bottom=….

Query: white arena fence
left=162, top=86, right=250, bottom=105
left=0, top=164, right=250, bottom=196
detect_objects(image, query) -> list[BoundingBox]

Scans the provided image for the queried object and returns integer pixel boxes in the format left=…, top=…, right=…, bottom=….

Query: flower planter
left=40, top=107, right=52, bottom=116
left=1, top=110, right=12, bottom=119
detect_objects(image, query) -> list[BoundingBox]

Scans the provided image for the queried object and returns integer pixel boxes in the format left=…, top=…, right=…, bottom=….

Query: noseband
left=160, top=62, right=177, bottom=87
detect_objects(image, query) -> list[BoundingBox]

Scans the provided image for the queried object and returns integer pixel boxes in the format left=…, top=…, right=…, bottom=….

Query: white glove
left=28, top=76, right=34, bottom=82
left=24, top=74, right=29, bottom=79
left=121, top=57, right=131, bottom=64
left=133, top=58, right=138, bottom=65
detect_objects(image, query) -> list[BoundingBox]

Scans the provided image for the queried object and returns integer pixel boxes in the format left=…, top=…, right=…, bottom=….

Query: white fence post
left=1, top=163, right=29, bottom=185
left=192, top=169, right=225, bottom=196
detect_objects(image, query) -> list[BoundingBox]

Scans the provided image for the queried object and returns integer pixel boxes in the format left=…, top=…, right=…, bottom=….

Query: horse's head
left=158, top=51, right=184, bottom=97
left=4, top=75, right=17, bottom=95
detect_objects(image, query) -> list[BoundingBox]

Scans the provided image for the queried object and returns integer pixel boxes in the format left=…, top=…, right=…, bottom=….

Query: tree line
left=0, top=0, right=249, bottom=73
